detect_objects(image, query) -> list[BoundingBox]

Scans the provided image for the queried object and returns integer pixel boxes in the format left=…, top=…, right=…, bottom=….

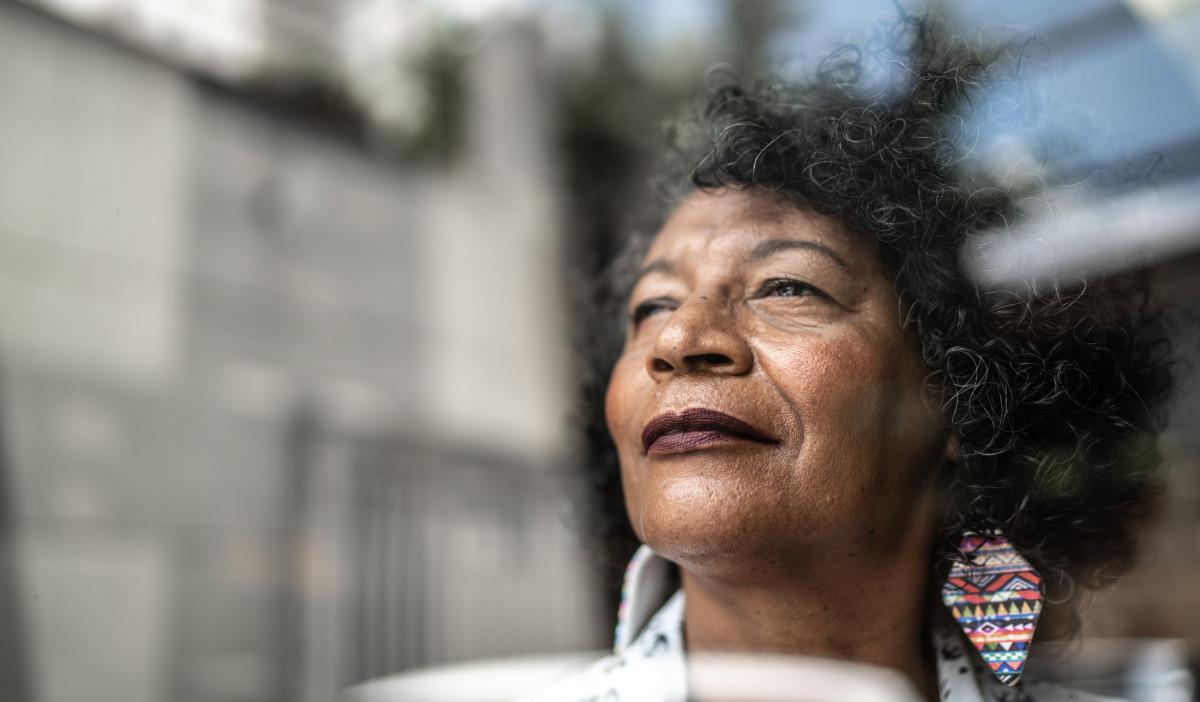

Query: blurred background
left=1, top=0, right=1199, bottom=701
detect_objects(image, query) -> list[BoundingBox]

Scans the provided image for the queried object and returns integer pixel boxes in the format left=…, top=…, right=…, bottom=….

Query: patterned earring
left=941, top=533, right=1044, bottom=686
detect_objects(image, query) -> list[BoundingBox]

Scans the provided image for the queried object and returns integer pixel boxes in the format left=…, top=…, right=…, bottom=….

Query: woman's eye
left=631, top=298, right=676, bottom=326
left=758, top=278, right=826, bottom=299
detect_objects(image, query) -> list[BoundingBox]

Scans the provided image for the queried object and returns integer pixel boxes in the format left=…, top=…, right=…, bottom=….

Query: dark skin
left=605, top=189, right=953, bottom=700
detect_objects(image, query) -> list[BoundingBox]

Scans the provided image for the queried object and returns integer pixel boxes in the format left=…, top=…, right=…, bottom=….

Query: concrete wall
left=0, top=6, right=603, bottom=702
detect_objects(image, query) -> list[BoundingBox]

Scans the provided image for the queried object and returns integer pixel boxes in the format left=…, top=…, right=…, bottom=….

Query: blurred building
left=0, top=4, right=603, bottom=702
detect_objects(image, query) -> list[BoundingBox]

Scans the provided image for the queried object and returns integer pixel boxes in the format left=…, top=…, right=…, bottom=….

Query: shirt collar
left=614, top=545, right=990, bottom=702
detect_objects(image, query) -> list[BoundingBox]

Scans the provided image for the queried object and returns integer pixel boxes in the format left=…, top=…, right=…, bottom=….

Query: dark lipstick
left=641, top=408, right=777, bottom=454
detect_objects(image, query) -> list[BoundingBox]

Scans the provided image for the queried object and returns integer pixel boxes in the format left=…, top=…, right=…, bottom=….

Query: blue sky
left=605, top=0, right=1200, bottom=178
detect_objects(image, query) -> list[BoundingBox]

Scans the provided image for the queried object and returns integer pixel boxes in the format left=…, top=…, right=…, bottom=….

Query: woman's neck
left=680, top=554, right=938, bottom=701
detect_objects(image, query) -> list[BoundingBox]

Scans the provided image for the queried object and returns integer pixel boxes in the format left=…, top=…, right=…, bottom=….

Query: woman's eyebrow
left=633, top=257, right=675, bottom=287
left=749, top=239, right=852, bottom=271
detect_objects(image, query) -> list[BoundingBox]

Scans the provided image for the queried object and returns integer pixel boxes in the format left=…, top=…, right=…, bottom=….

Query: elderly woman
left=528, top=15, right=1172, bottom=702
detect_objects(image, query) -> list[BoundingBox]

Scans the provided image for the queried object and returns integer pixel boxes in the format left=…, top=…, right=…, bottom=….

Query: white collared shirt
left=517, top=546, right=1124, bottom=702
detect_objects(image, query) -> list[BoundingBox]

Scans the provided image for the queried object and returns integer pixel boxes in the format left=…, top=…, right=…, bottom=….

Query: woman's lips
left=641, top=408, right=778, bottom=454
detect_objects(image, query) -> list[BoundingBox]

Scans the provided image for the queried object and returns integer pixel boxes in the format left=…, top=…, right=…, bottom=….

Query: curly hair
left=578, top=11, right=1175, bottom=638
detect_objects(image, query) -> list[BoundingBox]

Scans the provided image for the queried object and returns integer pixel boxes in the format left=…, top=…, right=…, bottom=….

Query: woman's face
left=605, top=189, right=950, bottom=578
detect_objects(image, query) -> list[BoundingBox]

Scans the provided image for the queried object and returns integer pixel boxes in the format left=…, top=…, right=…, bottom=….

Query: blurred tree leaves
left=556, top=0, right=801, bottom=272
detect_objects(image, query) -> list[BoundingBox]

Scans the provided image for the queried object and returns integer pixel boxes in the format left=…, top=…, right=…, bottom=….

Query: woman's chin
left=636, top=493, right=802, bottom=581
left=644, top=532, right=800, bottom=584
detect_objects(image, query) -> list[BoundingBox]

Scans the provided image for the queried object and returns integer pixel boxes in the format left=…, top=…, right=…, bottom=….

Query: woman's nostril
left=689, top=353, right=732, bottom=367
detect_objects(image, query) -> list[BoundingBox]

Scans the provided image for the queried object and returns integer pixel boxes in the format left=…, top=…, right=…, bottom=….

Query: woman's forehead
left=643, top=189, right=862, bottom=268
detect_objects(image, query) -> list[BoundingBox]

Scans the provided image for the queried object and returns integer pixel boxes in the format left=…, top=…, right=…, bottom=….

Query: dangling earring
left=941, top=533, right=1044, bottom=686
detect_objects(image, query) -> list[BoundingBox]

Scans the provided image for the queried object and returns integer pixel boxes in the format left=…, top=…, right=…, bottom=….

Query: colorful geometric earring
left=941, top=533, right=1044, bottom=686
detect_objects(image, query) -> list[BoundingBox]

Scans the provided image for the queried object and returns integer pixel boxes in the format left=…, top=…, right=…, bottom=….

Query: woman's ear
left=944, top=433, right=961, bottom=462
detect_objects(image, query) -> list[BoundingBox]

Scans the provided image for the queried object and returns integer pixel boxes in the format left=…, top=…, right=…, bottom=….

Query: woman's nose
left=646, top=295, right=754, bottom=381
